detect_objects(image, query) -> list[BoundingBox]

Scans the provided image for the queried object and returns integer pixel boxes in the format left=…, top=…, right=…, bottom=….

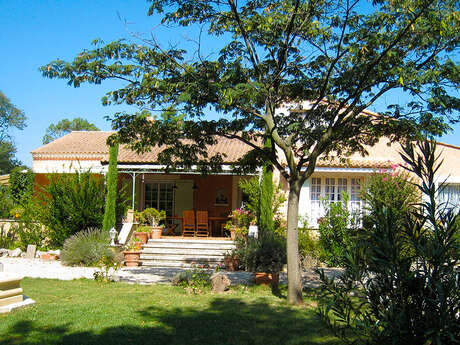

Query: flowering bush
left=230, top=208, right=256, bottom=228
left=224, top=208, right=255, bottom=238
left=362, top=164, right=419, bottom=229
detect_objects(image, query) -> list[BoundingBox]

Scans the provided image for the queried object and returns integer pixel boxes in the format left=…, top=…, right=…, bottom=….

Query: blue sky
left=1, top=0, right=459, bottom=167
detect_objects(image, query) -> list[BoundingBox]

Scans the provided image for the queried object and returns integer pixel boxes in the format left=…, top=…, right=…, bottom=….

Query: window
left=438, top=183, right=460, bottom=212
left=144, top=182, right=175, bottom=216
left=307, top=176, right=362, bottom=227
left=350, top=178, right=362, bottom=211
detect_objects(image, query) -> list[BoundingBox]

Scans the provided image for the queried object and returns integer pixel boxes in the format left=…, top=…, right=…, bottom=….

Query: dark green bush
left=61, top=228, right=122, bottom=267
left=36, top=171, right=129, bottom=247
left=235, top=233, right=286, bottom=274
left=318, top=140, right=460, bottom=345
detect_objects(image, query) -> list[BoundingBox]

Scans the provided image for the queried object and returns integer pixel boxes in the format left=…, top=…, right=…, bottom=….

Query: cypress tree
left=102, top=141, right=119, bottom=231
left=259, top=136, right=274, bottom=232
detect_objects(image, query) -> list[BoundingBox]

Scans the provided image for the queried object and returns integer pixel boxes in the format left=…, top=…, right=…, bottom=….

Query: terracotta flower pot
left=41, top=253, right=58, bottom=260
left=134, top=231, right=149, bottom=244
left=150, top=226, right=163, bottom=239
left=255, top=272, right=279, bottom=285
left=123, top=251, right=141, bottom=267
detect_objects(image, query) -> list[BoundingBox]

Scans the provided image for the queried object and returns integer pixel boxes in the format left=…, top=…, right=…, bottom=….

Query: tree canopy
left=0, top=91, right=26, bottom=173
left=42, top=117, right=99, bottom=144
left=0, top=91, right=26, bottom=143
left=41, top=0, right=459, bottom=304
left=0, top=141, right=21, bottom=175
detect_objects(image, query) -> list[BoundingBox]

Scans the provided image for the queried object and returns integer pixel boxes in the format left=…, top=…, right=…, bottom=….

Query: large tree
left=42, top=0, right=459, bottom=304
left=0, top=91, right=26, bottom=173
left=0, top=141, right=21, bottom=175
left=0, top=91, right=26, bottom=143
left=42, top=117, right=99, bottom=144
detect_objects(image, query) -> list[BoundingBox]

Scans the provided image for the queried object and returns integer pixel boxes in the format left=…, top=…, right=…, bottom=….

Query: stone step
left=139, top=238, right=234, bottom=268
left=140, top=253, right=225, bottom=261
left=140, top=258, right=223, bottom=268
left=144, top=239, right=234, bottom=248
left=141, top=248, right=231, bottom=256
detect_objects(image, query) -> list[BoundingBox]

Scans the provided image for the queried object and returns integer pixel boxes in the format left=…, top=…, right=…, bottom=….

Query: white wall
left=33, top=159, right=104, bottom=174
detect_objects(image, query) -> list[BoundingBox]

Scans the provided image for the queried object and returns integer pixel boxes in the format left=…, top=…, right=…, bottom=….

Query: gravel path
left=0, top=257, right=342, bottom=287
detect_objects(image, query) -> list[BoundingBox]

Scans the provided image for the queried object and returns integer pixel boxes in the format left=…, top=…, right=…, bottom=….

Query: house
left=31, top=131, right=460, bottom=231
left=31, top=131, right=255, bottom=236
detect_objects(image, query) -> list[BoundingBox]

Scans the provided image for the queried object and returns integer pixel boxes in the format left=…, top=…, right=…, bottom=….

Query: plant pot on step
left=255, top=272, right=279, bottom=285
left=123, top=251, right=141, bottom=267
left=150, top=226, right=163, bottom=239
left=134, top=231, right=149, bottom=244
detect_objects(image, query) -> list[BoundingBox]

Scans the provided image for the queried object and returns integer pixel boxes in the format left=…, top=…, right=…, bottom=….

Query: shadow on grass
left=3, top=297, right=337, bottom=345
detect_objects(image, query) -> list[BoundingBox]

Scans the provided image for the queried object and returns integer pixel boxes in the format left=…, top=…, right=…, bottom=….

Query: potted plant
left=250, top=235, right=287, bottom=286
left=226, top=208, right=254, bottom=240
left=123, top=239, right=141, bottom=267
left=223, top=250, right=240, bottom=271
left=133, top=225, right=150, bottom=244
left=135, top=208, right=167, bottom=239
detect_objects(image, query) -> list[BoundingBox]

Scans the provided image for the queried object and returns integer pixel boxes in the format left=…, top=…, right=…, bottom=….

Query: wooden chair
left=182, top=210, right=196, bottom=237
left=196, top=211, right=209, bottom=237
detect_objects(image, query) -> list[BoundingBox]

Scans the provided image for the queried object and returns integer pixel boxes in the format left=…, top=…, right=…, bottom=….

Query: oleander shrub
left=61, top=228, right=121, bottom=267
left=318, top=140, right=460, bottom=345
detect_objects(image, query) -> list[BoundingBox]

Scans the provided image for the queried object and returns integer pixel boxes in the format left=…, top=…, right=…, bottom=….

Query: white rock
left=8, top=248, right=22, bottom=257
left=48, top=249, right=61, bottom=256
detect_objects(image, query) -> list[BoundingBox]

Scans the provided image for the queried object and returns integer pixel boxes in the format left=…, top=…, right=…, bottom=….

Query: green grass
left=0, top=278, right=338, bottom=345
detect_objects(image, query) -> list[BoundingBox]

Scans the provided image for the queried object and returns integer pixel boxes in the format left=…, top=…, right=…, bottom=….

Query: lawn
left=0, top=278, right=338, bottom=345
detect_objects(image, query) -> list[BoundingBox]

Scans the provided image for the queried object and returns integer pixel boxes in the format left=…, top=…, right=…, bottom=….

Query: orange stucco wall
left=181, top=174, right=233, bottom=218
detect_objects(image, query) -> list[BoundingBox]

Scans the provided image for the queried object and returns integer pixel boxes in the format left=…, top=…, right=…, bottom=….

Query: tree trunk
left=286, top=178, right=303, bottom=304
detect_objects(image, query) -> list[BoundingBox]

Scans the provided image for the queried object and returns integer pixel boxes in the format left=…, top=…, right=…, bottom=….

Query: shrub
left=318, top=192, right=360, bottom=267
left=8, top=167, right=34, bottom=206
left=362, top=166, right=419, bottom=228
left=36, top=171, right=129, bottom=247
left=13, top=221, right=46, bottom=251
left=318, top=140, right=460, bottom=345
left=0, top=186, right=14, bottom=218
left=0, top=225, right=15, bottom=249
left=238, top=176, right=286, bottom=234
left=172, top=264, right=211, bottom=294
left=297, top=219, right=321, bottom=268
left=241, top=233, right=287, bottom=274
left=61, top=228, right=121, bottom=267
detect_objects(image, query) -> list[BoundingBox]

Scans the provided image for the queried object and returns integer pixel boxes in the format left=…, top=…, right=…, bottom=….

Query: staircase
left=140, top=238, right=235, bottom=268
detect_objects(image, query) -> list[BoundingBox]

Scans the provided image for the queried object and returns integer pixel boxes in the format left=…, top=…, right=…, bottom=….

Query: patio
left=118, top=170, right=252, bottom=238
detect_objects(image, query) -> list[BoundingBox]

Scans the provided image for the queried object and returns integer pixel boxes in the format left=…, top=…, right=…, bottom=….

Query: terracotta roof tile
left=31, top=131, right=460, bottom=175
left=31, top=131, right=252, bottom=164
